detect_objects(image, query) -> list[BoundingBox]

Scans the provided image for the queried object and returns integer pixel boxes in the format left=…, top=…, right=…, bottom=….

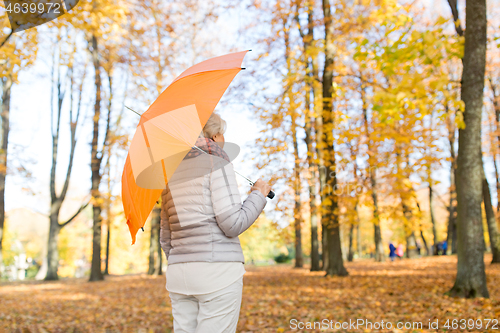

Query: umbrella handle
left=248, top=181, right=275, bottom=200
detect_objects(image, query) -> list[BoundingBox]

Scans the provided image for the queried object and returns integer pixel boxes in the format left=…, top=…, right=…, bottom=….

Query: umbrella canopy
left=121, top=50, right=249, bottom=244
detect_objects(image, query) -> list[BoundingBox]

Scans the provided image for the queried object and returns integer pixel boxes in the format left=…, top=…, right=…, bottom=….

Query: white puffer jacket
left=159, top=150, right=267, bottom=265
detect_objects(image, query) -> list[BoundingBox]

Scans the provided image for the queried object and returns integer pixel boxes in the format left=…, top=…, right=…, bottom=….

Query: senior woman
left=159, top=112, right=271, bottom=333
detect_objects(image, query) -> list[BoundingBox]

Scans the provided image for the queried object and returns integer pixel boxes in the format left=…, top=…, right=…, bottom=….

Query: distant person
left=389, top=243, right=397, bottom=261
left=396, top=244, right=404, bottom=259
left=436, top=241, right=443, bottom=255
left=32, top=258, right=40, bottom=271
left=442, top=241, right=448, bottom=255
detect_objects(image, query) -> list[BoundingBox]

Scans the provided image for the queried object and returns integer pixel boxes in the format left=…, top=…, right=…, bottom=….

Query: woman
left=160, top=112, right=271, bottom=333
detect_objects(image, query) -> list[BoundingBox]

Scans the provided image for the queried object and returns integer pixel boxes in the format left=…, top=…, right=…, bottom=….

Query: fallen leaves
left=0, top=255, right=499, bottom=332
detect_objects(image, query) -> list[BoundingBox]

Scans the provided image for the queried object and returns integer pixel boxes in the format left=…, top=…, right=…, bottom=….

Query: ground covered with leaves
left=1, top=255, right=500, bottom=332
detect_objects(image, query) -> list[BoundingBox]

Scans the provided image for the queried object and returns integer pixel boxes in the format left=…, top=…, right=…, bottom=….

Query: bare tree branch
left=59, top=200, right=90, bottom=229
left=0, top=31, right=13, bottom=49
left=447, top=0, right=464, bottom=37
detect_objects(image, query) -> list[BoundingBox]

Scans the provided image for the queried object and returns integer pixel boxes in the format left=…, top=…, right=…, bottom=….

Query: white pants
left=168, top=276, right=243, bottom=333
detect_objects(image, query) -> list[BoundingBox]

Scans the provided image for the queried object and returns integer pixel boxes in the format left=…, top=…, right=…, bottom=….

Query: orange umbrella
left=121, top=50, right=249, bottom=244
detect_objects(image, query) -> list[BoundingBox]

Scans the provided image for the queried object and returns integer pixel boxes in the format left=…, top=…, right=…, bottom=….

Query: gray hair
left=202, top=112, right=227, bottom=139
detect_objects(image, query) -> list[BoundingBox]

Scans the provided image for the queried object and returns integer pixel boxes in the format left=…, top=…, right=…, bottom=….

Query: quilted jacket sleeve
left=209, top=159, right=267, bottom=238
left=159, top=190, right=171, bottom=260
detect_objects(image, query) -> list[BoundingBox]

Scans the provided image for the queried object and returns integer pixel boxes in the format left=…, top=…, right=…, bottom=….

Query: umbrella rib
left=171, top=68, right=243, bottom=86
left=125, top=105, right=142, bottom=116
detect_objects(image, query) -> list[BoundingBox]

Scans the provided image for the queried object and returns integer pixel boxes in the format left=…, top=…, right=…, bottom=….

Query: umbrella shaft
left=234, top=170, right=254, bottom=185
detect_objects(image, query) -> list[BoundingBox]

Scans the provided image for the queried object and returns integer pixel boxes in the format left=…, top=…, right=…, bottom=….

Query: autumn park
left=1, top=0, right=500, bottom=331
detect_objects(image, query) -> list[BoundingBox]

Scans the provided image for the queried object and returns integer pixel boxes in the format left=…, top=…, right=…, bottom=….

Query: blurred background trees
left=0, top=0, right=499, bottom=299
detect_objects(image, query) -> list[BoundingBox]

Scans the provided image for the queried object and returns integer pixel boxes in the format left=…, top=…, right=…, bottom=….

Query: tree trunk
left=406, top=232, right=419, bottom=258
left=157, top=217, right=163, bottom=275
left=402, top=200, right=419, bottom=259
left=494, top=151, right=500, bottom=214
left=90, top=206, right=103, bottom=281
left=361, top=84, right=384, bottom=262
left=322, top=227, right=328, bottom=270
left=316, top=99, right=327, bottom=271
left=325, top=221, right=347, bottom=276
left=449, top=0, right=489, bottom=298
left=148, top=206, right=161, bottom=275
left=104, top=68, right=114, bottom=277
left=307, top=147, right=320, bottom=271
left=446, top=104, right=458, bottom=255
left=482, top=165, right=500, bottom=263
left=348, top=200, right=361, bottom=261
left=283, top=14, right=303, bottom=269
left=415, top=201, right=430, bottom=256
left=357, top=220, right=361, bottom=258
left=322, top=0, right=347, bottom=277
left=104, top=220, right=111, bottom=275
left=310, top=29, right=326, bottom=271
left=0, top=75, right=12, bottom=277
left=298, top=0, right=320, bottom=272
left=420, top=229, right=429, bottom=256
left=447, top=211, right=458, bottom=254
left=45, top=213, right=61, bottom=280
left=292, top=117, right=303, bottom=268
left=313, top=62, right=326, bottom=270
left=448, top=164, right=458, bottom=254
left=148, top=220, right=156, bottom=275
left=89, top=33, right=104, bottom=282
left=372, top=179, right=385, bottom=262
left=46, top=47, right=61, bottom=281
left=429, top=184, right=439, bottom=255
left=348, top=222, right=354, bottom=262
left=491, top=80, right=500, bottom=213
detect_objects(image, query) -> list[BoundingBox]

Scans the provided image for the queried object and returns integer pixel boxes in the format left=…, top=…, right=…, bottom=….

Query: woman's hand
left=251, top=179, right=272, bottom=198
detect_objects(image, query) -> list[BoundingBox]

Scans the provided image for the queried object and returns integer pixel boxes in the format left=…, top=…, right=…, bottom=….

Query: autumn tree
left=351, top=0, right=465, bottom=260
left=321, top=0, right=347, bottom=276
left=45, top=31, right=90, bottom=280
left=60, top=0, right=129, bottom=281
left=448, top=0, right=489, bottom=298
left=446, top=0, right=500, bottom=263
left=295, top=0, right=321, bottom=271
left=360, top=80, right=385, bottom=262
left=0, top=17, right=37, bottom=276
left=280, top=12, right=304, bottom=269
left=99, top=39, right=130, bottom=275
left=238, top=0, right=309, bottom=270
left=443, top=67, right=461, bottom=255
